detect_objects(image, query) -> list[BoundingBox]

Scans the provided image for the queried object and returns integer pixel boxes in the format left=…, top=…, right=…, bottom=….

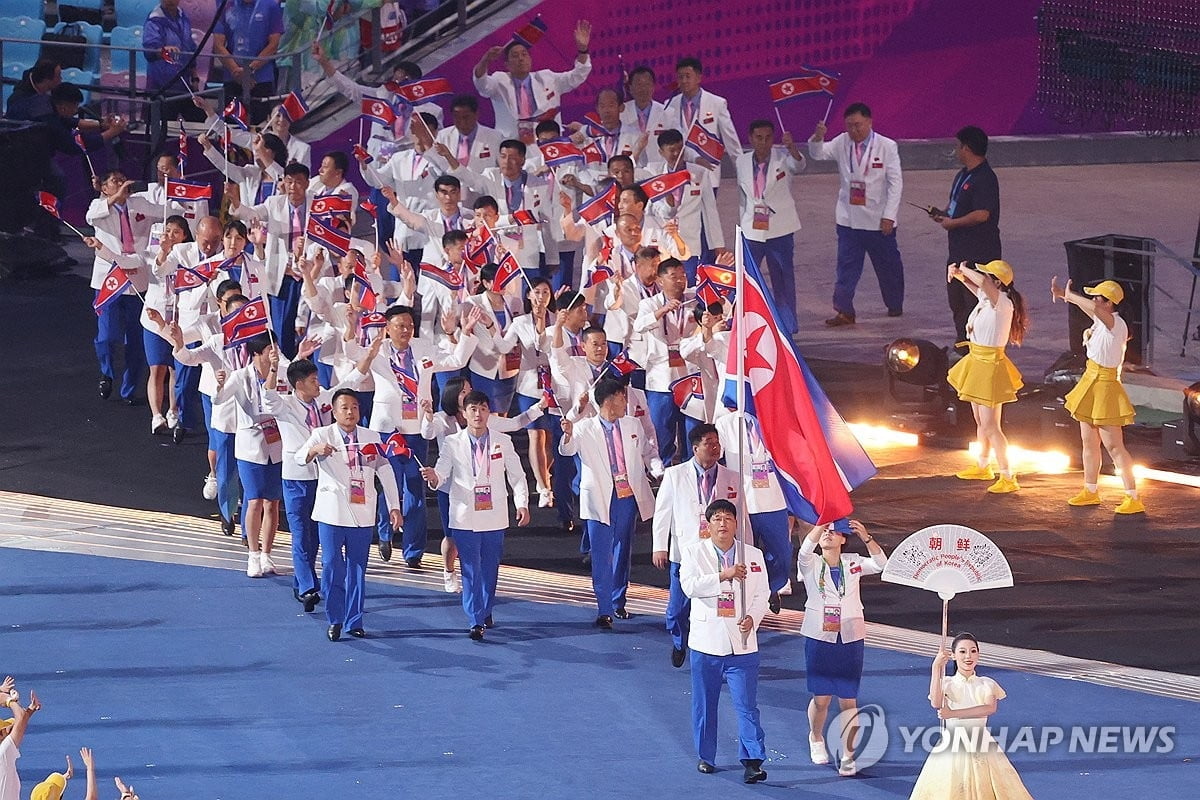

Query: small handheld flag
left=492, top=251, right=523, bottom=291
left=221, top=297, right=270, bottom=347
left=391, top=77, right=453, bottom=104
left=310, top=194, right=353, bottom=218
left=670, top=373, right=704, bottom=408
left=93, top=263, right=133, bottom=315
left=607, top=352, right=641, bottom=378
left=639, top=170, right=691, bottom=203
left=305, top=216, right=351, bottom=257
left=164, top=177, right=213, bottom=202
left=685, top=123, right=726, bottom=166
left=280, top=90, right=309, bottom=123
left=576, top=182, right=618, bottom=226
left=223, top=98, right=249, bottom=131
left=511, top=15, right=547, bottom=48
left=361, top=97, right=396, bottom=128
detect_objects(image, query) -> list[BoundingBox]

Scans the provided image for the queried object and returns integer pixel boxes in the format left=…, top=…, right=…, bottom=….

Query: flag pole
left=774, top=106, right=786, bottom=135
left=734, top=226, right=749, bottom=646
left=821, top=96, right=834, bottom=124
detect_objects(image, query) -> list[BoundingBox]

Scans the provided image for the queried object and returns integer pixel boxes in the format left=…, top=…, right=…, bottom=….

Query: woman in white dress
left=910, top=633, right=1034, bottom=799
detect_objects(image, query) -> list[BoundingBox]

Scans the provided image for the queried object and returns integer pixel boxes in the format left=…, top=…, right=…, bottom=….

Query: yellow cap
left=0, top=718, right=11, bottom=731
left=31, top=773, right=67, bottom=800
left=975, top=260, right=1014, bottom=285
left=1084, top=279, right=1124, bottom=305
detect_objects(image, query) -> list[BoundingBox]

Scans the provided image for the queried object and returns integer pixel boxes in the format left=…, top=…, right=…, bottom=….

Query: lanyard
left=341, top=428, right=362, bottom=472
left=661, top=300, right=685, bottom=341
left=818, top=558, right=847, bottom=600
left=470, top=433, right=491, bottom=479
left=848, top=132, right=874, bottom=178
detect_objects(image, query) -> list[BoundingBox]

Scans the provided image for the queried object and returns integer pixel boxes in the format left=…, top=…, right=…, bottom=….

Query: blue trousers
left=585, top=493, right=638, bottom=615
left=749, top=509, right=792, bottom=593
left=355, top=391, right=374, bottom=430
left=283, top=479, right=319, bottom=596
left=376, top=434, right=428, bottom=559
left=314, top=356, right=334, bottom=391
left=95, top=293, right=146, bottom=400
left=202, top=394, right=241, bottom=524
left=691, top=650, right=766, bottom=764
left=666, top=560, right=690, bottom=649
left=370, top=186, right=395, bottom=245
left=451, top=528, right=504, bottom=626
left=682, top=255, right=699, bottom=286
left=646, top=390, right=686, bottom=465
left=833, top=224, right=905, bottom=317
left=551, top=249, right=576, bottom=293
left=552, top=426, right=577, bottom=525
left=270, top=276, right=303, bottom=359
left=469, top=371, right=517, bottom=416
left=748, top=234, right=797, bottom=335
left=436, top=489, right=451, bottom=539
left=318, top=522, right=372, bottom=629
left=173, top=347, right=203, bottom=432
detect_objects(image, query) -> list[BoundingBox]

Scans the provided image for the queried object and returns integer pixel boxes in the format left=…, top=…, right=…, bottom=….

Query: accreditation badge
left=613, top=473, right=634, bottom=499
left=261, top=419, right=281, bottom=445
left=402, top=399, right=418, bottom=420
left=717, top=590, right=736, bottom=618
left=349, top=477, right=366, bottom=505
left=698, top=517, right=711, bottom=539
left=849, top=179, right=867, bottom=206
left=752, top=203, right=771, bottom=231
left=668, top=347, right=685, bottom=369
left=474, top=485, right=493, bottom=511
left=822, top=605, right=842, bottom=632
left=751, top=460, right=770, bottom=489
left=504, top=350, right=522, bottom=371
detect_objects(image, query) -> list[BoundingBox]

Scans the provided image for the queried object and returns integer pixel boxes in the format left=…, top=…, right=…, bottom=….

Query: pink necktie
left=605, top=423, right=627, bottom=475
left=457, top=133, right=471, bottom=164
left=684, top=97, right=696, bottom=129
left=516, top=79, right=534, bottom=118
left=754, top=160, right=768, bottom=198
left=118, top=207, right=135, bottom=254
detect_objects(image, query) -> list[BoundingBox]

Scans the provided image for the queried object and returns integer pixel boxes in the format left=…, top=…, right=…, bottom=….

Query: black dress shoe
left=348, top=628, right=366, bottom=638
left=613, top=607, right=631, bottom=620
left=293, top=588, right=303, bottom=603
left=172, top=426, right=186, bottom=445
left=301, top=591, right=321, bottom=613
left=327, top=624, right=342, bottom=642
left=595, top=615, right=613, bottom=630
left=468, top=625, right=484, bottom=641
left=742, top=759, right=767, bottom=783
left=887, top=308, right=904, bottom=317
left=697, top=760, right=715, bottom=774
left=484, top=615, right=494, bottom=629
left=378, top=540, right=392, bottom=562
left=98, top=376, right=113, bottom=399
left=405, top=556, right=423, bottom=569
left=671, top=645, right=687, bottom=668
left=769, top=592, right=781, bottom=615
left=220, top=518, right=236, bottom=537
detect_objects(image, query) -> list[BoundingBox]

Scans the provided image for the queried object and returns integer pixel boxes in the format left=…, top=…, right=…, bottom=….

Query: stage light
left=1133, top=464, right=1200, bottom=489
left=848, top=422, right=921, bottom=448
left=885, top=338, right=950, bottom=407
left=1185, top=382, right=1200, bottom=456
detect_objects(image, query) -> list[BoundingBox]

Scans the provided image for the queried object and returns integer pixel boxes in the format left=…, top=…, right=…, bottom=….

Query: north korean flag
left=639, top=170, right=691, bottom=203
left=576, top=182, right=618, bottom=226
left=173, top=264, right=215, bottom=293
left=360, top=311, right=387, bottom=330
left=606, top=351, right=641, bottom=377
left=221, top=297, right=269, bottom=348
left=280, top=90, right=310, bottom=123
left=492, top=251, right=523, bottom=291
left=389, top=361, right=419, bottom=399
left=511, top=15, right=547, bottom=48
left=670, top=373, right=704, bottom=408
left=361, top=97, right=396, bottom=128
left=352, top=143, right=374, bottom=165
left=537, top=365, right=559, bottom=409
left=510, top=209, right=538, bottom=227
left=305, top=216, right=351, bottom=257
left=581, top=111, right=619, bottom=139
left=585, top=263, right=614, bottom=288
left=37, top=191, right=60, bottom=218
left=381, top=431, right=411, bottom=458
left=164, top=177, right=213, bottom=202
left=359, top=199, right=378, bottom=219
left=392, top=77, right=453, bottom=104
left=465, top=225, right=496, bottom=269
left=537, top=138, right=585, bottom=168
left=697, top=264, right=736, bottom=303
left=223, top=98, right=249, bottom=131
left=769, top=68, right=840, bottom=103
left=92, top=263, right=132, bottom=315
left=310, top=194, right=353, bottom=218
left=421, top=262, right=464, bottom=291
left=580, top=140, right=604, bottom=165
left=685, top=123, right=726, bottom=165
left=351, top=259, right=377, bottom=311
left=696, top=280, right=728, bottom=307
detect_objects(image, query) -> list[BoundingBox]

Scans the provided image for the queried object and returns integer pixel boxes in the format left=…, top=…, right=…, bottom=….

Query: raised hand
left=574, top=19, right=592, bottom=51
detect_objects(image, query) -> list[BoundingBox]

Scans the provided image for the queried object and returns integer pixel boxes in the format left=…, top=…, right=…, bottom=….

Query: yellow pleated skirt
left=947, top=344, right=1024, bottom=407
left=1064, top=360, right=1135, bottom=427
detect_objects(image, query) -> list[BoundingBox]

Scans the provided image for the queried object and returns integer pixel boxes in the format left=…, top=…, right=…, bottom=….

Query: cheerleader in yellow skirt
left=1050, top=278, right=1143, bottom=513
left=946, top=261, right=1028, bottom=494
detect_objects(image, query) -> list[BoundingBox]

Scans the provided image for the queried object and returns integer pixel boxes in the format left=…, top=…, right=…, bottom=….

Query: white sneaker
left=151, top=414, right=168, bottom=435
left=838, top=757, right=857, bottom=777
left=778, top=581, right=793, bottom=596
left=443, top=570, right=458, bottom=593
left=165, top=409, right=180, bottom=428
left=246, top=553, right=263, bottom=578
left=202, top=473, right=218, bottom=501
left=260, top=553, right=277, bottom=575
left=809, top=738, right=830, bottom=765
left=537, top=488, right=551, bottom=508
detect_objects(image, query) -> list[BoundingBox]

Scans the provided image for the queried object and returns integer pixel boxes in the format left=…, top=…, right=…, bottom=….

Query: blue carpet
left=2, top=548, right=1195, bottom=798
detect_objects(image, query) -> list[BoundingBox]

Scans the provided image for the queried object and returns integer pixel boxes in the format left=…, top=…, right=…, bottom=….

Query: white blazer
left=433, top=428, right=529, bottom=531
left=651, top=459, right=741, bottom=562
left=325, top=71, right=441, bottom=158
left=363, top=149, right=442, bottom=250
left=620, top=100, right=669, bottom=165
left=462, top=293, right=522, bottom=380
left=202, top=142, right=284, bottom=211
left=434, top=123, right=503, bottom=172
left=735, top=148, right=805, bottom=242
left=796, top=537, right=888, bottom=643
left=297, top=424, right=401, bottom=527
left=393, top=206, right=474, bottom=267
left=714, top=410, right=786, bottom=514
left=162, top=241, right=222, bottom=342
left=558, top=415, right=661, bottom=525
left=645, top=161, right=724, bottom=254
left=229, top=125, right=311, bottom=169
left=807, top=130, right=903, bottom=230
left=135, top=182, right=210, bottom=225
left=172, top=328, right=240, bottom=432
left=215, top=363, right=291, bottom=465
left=678, top=329, right=727, bottom=422
left=634, top=294, right=692, bottom=392
left=231, top=193, right=307, bottom=295
left=363, top=334, right=478, bottom=435
left=85, top=196, right=159, bottom=293
left=415, top=263, right=469, bottom=342
left=661, top=88, right=742, bottom=156
left=263, top=376, right=364, bottom=481
left=681, top=539, right=770, bottom=656
left=473, top=62, right=592, bottom=139
left=453, top=165, right=557, bottom=263
left=501, top=312, right=554, bottom=401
